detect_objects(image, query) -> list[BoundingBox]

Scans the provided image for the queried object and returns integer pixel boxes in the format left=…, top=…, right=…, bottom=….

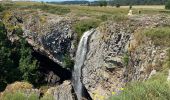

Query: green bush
left=99, top=0, right=107, bottom=7
left=41, top=94, right=54, bottom=100
left=0, top=4, right=5, bottom=12
left=73, top=19, right=101, bottom=42
left=19, top=39, right=40, bottom=85
left=144, top=27, right=170, bottom=46
left=30, top=4, right=70, bottom=15
left=14, top=27, right=23, bottom=36
left=99, top=15, right=109, bottom=21
left=110, top=72, right=170, bottom=100
left=63, top=54, right=74, bottom=70
left=111, top=15, right=128, bottom=22
left=0, top=21, right=41, bottom=91
left=123, top=53, right=129, bottom=66
left=2, top=92, right=39, bottom=100
left=0, top=21, right=22, bottom=91
left=165, top=0, right=170, bottom=9
left=167, top=49, right=170, bottom=69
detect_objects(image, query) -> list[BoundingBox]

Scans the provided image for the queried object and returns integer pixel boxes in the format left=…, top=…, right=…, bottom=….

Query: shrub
left=2, top=91, right=39, bottom=100
left=111, top=15, right=128, bottom=22
left=116, top=4, right=120, bottom=8
left=5, top=82, right=33, bottom=92
left=19, top=39, right=40, bottom=85
left=110, top=72, right=170, bottom=100
left=63, top=54, right=74, bottom=70
left=99, top=0, right=107, bottom=7
left=13, top=27, right=23, bottom=36
left=0, top=4, right=5, bottom=12
left=144, top=27, right=170, bottom=46
left=73, top=19, right=101, bottom=42
left=167, top=49, right=170, bottom=69
left=99, top=15, right=109, bottom=21
left=129, top=5, right=132, bottom=9
left=41, top=94, right=54, bottom=100
left=165, top=0, right=170, bottom=9
left=3, top=92, right=26, bottom=100
left=123, top=53, right=129, bottom=66
left=31, top=4, right=70, bottom=15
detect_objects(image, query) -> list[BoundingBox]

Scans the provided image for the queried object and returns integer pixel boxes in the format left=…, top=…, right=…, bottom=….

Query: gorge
left=0, top=2, right=170, bottom=100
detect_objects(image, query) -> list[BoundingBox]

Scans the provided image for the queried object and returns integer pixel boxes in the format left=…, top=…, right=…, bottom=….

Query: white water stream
left=72, top=29, right=94, bottom=100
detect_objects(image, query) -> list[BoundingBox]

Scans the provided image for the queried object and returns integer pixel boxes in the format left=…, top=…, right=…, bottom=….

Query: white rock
left=167, top=70, right=170, bottom=82
left=148, top=69, right=156, bottom=79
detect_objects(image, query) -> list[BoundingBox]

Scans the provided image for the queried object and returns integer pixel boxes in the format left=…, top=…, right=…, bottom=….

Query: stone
left=167, top=70, right=170, bottom=82
left=46, top=80, right=75, bottom=100
left=148, top=69, right=157, bottom=79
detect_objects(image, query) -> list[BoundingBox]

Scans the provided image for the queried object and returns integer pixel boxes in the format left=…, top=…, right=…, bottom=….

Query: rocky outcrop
left=24, top=17, right=77, bottom=66
left=0, top=81, right=75, bottom=100
left=82, top=15, right=170, bottom=99
left=0, top=82, right=40, bottom=99
left=45, top=80, right=76, bottom=100
left=3, top=11, right=77, bottom=67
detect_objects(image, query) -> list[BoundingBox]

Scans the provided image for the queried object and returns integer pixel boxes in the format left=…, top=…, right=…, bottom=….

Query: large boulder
left=44, top=80, right=76, bottom=100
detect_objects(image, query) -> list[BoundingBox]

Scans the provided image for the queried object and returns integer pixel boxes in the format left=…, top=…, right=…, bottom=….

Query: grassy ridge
left=110, top=72, right=170, bottom=100
left=144, top=27, right=170, bottom=46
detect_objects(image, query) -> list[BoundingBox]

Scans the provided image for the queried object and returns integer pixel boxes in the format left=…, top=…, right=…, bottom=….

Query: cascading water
left=72, top=29, right=94, bottom=100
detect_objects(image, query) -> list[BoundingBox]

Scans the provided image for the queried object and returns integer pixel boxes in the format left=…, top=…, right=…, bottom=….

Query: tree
left=19, top=39, right=40, bottom=84
left=0, top=4, right=5, bottom=12
left=0, top=21, right=41, bottom=91
left=116, top=3, right=120, bottom=8
left=129, top=4, right=132, bottom=9
left=99, top=0, right=107, bottom=7
left=165, top=0, right=170, bottom=9
left=0, top=22, right=22, bottom=91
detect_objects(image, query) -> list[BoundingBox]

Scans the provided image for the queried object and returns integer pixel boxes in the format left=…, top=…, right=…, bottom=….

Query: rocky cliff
left=2, top=10, right=170, bottom=100
left=82, top=15, right=170, bottom=99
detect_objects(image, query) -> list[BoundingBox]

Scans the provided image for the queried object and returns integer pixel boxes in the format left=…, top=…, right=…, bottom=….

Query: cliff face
left=2, top=11, right=170, bottom=100
left=82, top=15, right=170, bottom=99
left=3, top=11, right=77, bottom=66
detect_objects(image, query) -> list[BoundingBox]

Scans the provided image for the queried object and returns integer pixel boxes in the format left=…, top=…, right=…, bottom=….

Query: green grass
left=2, top=91, right=39, bottom=100
left=29, top=4, right=71, bottom=15
left=73, top=18, right=101, bottom=42
left=110, top=71, right=170, bottom=100
left=110, top=48, right=170, bottom=100
left=2, top=2, right=70, bottom=15
left=167, top=49, right=170, bottom=69
left=144, top=27, right=170, bottom=46
left=41, top=94, right=54, bottom=100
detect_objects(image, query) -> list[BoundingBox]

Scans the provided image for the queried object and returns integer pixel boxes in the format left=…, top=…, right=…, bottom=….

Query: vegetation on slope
left=144, top=27, right=170, bottom=46
left=0, top=21, right=41, bottom=91
left=165, top=0, right=170, bottom=9
left=28, top=4, right=70, bottom=15
left=110, top=72, right=170, bottom=100
left=110, top=25, right=170, bottom=100
left=73, top=19, right=101, bottom=42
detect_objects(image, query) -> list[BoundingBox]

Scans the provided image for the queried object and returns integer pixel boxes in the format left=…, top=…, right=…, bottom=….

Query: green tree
left=99, top=0, right=107, bottom=7
left=0, top=4, right=5, bottom=12
left=19, top=39, right=40, bottom=84
left=165, top=0, right=170, bottom=9
left=0, top=22, right=22, bottom=91
left=0, top=21, right=41, bottom=91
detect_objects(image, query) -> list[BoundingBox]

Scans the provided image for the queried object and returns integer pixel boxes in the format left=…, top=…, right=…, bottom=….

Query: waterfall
left=72, top=29, right=94, bottom=100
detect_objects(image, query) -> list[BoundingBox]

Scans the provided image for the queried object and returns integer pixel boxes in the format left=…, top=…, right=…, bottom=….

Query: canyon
left=0, top=3, right=170, bottom=100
